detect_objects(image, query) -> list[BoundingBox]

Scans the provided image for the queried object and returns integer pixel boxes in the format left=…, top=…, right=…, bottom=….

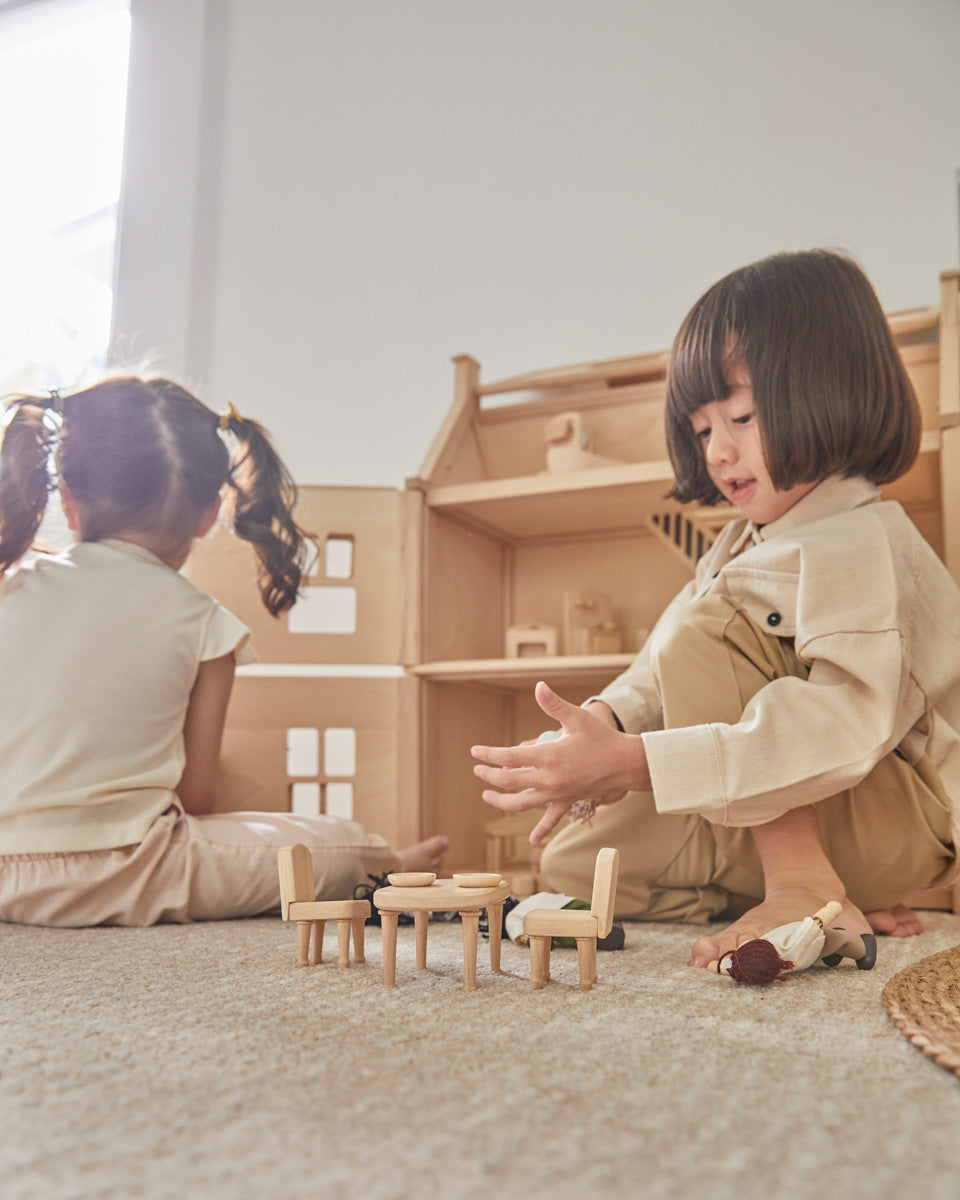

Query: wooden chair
left=485, top=812, right=545, bottom=897
left=277, top=844, right=371, bottom=969
left=523, top=846, right=620, bottom=991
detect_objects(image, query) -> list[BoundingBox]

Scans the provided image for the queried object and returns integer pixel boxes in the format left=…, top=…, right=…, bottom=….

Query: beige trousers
left=540, top=595, right=956, bottom=922
left=0, top=802, right=400, bottom=927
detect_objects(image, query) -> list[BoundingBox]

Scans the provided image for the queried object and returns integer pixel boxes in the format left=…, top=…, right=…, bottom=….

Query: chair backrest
left=589, top=847, right=620, bottom=939
left=277, top=843, right=315, bottom=920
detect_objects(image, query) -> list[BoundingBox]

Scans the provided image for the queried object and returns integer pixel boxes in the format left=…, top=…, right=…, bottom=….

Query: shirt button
left=766, top=612, right=782, bottom=627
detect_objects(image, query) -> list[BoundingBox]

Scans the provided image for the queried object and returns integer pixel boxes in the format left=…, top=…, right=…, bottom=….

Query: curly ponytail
left=0, top=396, right=58, bottom=573
left=1, top=376, right=313, bottom=616
left=222, top=413, right=314, bottom=616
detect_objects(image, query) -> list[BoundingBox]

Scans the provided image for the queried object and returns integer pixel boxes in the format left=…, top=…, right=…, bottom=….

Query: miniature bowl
left=386, top=872, right=436, bottom=888
left=452, top=872, right=504, bottom=888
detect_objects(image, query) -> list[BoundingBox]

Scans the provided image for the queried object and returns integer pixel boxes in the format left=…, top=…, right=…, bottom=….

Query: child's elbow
left=175, top=780, right=217, bottom=816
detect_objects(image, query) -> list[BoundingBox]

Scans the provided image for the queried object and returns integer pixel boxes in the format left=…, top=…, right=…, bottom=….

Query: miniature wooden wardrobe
left=184, top=270, right=960, bottom=903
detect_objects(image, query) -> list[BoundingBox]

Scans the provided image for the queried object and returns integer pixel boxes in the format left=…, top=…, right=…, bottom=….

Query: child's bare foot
left=691, top=884, right=871, bottom=969
left=865, top=904, right=923, bottom=937
left=399, top=835, right=449, bottom=873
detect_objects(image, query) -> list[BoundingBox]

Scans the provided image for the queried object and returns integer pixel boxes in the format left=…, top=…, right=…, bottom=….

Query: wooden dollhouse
left=184, top=269, right=960, bottom=886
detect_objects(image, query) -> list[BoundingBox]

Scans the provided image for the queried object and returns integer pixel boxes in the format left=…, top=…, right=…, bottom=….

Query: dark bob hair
left=665, top=249, right=921, bottom=505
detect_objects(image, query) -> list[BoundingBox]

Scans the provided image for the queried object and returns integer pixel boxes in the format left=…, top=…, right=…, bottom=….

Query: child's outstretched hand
left=471, top=681, right=650, bottom=845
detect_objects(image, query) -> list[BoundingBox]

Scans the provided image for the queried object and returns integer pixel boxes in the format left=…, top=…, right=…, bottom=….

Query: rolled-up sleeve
left=642, top=510, right=924, bottom=826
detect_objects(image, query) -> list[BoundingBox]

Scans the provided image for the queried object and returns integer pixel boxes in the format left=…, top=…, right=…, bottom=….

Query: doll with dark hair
left=0, top=376, right=446, bottom=927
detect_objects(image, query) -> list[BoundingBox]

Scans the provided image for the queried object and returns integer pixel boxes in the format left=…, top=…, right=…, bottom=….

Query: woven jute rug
left=882, top=943, right=960, bottom=1076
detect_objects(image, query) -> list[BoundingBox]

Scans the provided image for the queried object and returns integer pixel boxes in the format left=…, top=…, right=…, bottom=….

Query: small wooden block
left=505, top=624, right=558, bottom=658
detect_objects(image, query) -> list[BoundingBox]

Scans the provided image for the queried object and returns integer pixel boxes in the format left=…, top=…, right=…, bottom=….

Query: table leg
left=414, top=909, right=429, bottom=970
left=381, top=911, right=399, bottom=987
left=352, top=917, right=366, bottom=963
left=460, top=908, right=481, bottom=992
left=487, top=901, right=504, bottom=973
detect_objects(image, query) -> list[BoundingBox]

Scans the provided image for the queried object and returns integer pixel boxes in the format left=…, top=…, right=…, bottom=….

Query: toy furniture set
left=279, top=844, right=621, bottom=992
left=186, top=270, right=960, bottom=912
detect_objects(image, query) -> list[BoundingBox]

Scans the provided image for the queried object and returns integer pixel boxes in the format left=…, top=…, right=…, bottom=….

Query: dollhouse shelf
left=408, top=653, right=635, bottom=691
left=421, top=460, right=681, bottom=541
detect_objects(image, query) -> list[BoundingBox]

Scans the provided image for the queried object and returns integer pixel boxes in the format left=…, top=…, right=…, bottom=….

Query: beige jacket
left=600, top=476, right=960, bottom=834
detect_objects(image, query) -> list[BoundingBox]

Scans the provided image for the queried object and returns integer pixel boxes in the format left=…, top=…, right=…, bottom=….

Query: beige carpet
left=4, top=910, right=960, bottom=1200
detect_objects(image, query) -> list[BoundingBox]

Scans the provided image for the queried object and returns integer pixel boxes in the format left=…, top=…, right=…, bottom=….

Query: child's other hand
left=471, top=681, right=649, bottom=844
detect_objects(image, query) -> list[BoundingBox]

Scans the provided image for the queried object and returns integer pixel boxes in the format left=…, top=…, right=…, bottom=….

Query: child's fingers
left=473, top=762, right=538, bottom=791
left=530, top=802, right=570, bottom=844
left=480, top=789, right=571, bottom=843
left=479, top=787, right=545, bottom=813
left=471, top=744, right=543, bottom=770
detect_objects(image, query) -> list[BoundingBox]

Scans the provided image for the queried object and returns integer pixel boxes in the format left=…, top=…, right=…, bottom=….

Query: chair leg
left=296, top=921, right=311, bottom=968
left=337, top=919, right=351, bottom=968
left=312, top=920, right=325, bottom=965
left=352, top=917, right=366, bottom=963
left=529, top=935, right=551, bottom=989
left=576, top=937, right=597, bottom=991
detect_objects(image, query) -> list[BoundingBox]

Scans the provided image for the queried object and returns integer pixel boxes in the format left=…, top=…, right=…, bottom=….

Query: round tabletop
left=372, top=878, right=510, bottom=912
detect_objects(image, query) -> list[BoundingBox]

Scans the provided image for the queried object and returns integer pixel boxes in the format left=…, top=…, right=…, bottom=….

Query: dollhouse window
left=324, top=536, right=354, bottom=580
left=290, top=782, right=321, bottom=816
left=286, top=727, right=320, bottom=776
left=323, top=727, right=356, bottom=776
left=286, top=726, right=356, bottom=819
left=288, top=586, right=357, bottom=634
left=324, top=782, right=354, bottom=821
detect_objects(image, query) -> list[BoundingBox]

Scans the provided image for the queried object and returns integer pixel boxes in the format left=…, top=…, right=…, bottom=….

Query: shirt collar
left=84, top=537, right=169, bottom=568
left=751, top=475, right=881, bottom=544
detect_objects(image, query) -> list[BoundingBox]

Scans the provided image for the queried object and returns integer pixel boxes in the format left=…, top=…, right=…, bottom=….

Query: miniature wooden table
left=372, top=878, right=510, bottom=991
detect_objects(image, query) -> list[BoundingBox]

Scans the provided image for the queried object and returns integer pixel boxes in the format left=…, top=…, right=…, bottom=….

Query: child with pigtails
left=0, top=376, right=445, bottom=926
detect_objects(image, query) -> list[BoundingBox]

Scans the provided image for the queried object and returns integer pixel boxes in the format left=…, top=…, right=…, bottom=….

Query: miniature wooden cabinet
left=186, top=271, right=960, bottom=876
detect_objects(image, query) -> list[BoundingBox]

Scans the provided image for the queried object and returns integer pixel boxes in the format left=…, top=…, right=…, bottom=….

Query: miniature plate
left=452, top=872, right=504, bottom=888
left=387, top=872, right=437, bottom=888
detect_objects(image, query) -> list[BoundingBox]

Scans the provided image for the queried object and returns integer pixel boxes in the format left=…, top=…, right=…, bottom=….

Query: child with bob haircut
left=0, top=376, right=445, bottom=927
left=472, top=249, right=960, bottom=971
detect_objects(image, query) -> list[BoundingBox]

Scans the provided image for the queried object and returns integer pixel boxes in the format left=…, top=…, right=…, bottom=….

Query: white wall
left=112, top=0, right=960, bottom=487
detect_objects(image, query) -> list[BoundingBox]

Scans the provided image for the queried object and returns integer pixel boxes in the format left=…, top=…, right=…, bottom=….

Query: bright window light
left=0, top=0, right=131, bottom=396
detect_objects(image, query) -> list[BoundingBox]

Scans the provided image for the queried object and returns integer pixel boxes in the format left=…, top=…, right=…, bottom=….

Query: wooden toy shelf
left=409, top=653, right=636, bottom=690
left=421, top=461, right=679, bottom=541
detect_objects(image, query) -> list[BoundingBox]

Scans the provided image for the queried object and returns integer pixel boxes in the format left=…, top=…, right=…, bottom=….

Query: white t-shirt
left=0, top=538, right=253, bottom=854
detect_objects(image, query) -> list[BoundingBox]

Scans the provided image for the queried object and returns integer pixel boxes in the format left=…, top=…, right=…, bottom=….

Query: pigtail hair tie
left=219, top=401, right=241, bottom=431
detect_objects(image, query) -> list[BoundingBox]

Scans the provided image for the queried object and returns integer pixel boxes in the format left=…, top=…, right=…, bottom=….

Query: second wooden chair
left=277, top=843, right=371, bottom=969
left=523, top=846, right=620, bottom=991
